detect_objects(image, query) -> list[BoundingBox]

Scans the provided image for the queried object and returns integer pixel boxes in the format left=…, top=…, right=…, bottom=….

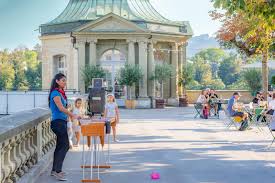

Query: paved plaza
left=39, top=107, right=275, bottom=183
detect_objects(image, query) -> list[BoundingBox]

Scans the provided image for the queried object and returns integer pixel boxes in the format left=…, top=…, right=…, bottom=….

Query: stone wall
left=40, top=34, right=77, bottom=90
left=186, top=90, right=253, bottom=104
left=0, top=108, right=54, bottom=183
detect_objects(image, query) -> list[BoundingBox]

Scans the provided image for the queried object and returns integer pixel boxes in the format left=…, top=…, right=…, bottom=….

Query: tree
left=0, top=63, right=15, bottom=89
left=24, top=50, right=42, bottom=89
left=218, top=54, right=241, bottom=85
left=204, top=78, right=226, bottom=90
left=150, top=63, right=174, bottom=99
left=193, top=48, right=228, bottom=78
left=10, top=48, right=29, bottom=90
left=243, top=69, right=262, bottom=95
left=0, top=46, right=42, bottom=91
left=271, top=75, right=275, bottom=86
left=0, top=49, right=15, bottom=89
left=118, top=64, right=143, bottom=100
left=179, top=64, right=194, bottom=95
left=192, top=56, right=212, bottom=83
left=25, top=61, right=42, bottom=90
left=211, top=0, right=275, bottom=97
left=82, top=65, right=106, bottom=91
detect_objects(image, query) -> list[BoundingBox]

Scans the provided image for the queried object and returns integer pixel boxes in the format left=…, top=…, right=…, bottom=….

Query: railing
left=0, top=108, right=54, bottom=183
left=0, top=90, right=81, bottom=115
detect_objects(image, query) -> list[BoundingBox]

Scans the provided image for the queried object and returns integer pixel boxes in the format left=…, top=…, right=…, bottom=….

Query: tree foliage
left=192, top=56, right=212, bottom=84
left=242, top=69, right=262, bottom=95
left=192, top=48, right=229, bottom=79
left=218, top=54, right=241, bottom=85
left=179, top=65, right=194, bottom=87
left=119, top=64, right=143, bottom=99
left=0, top=46, right=41, bottom=90
left=211, top=0, right=275, bottom=96
left=82, top=65, right=106, bottom=90
left=151, top=63, right=174, bottom=84
left=119, top=64, right=143, bottom=87
left=150, top=63, right=174, bottom=98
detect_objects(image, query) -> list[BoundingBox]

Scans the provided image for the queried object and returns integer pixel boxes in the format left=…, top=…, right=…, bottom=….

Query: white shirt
left=72, top=108, right=82, bottom=126
left=73, top=108, right=81, bottom=115
left=197, top=95, right=207, bottom=104
left=67, top=121, right=73, bottom=129
left=105, top=102, right=117, bottom=118
left=267, top=97, right=273, bottom=103
left=268, top=100, right=275, bottom=110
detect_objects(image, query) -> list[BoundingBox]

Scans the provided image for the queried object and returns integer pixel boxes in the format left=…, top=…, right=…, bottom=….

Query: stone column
left=127, top=39, right=135, bottom=65
left=148, top=42, right=155, bottom=98
left=181, top=42, right=188, bottom=96
left=75, top=41, right=86, bottom=93
left=178, top=44, right=183, bottom=97
left=127, top=39, right=136, bottom=99
left=171, top=43, right=179, bottom=98
left=73, top=48, right=79, bottom=91
left=138, top=41, right=148, bottom=98
left=89, top=39, right=97, bottom=66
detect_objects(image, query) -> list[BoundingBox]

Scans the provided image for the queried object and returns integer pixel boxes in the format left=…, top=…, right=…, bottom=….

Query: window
left=55, top=55, right=67, bottom=75
left=101, top=49, right=126, bottom=62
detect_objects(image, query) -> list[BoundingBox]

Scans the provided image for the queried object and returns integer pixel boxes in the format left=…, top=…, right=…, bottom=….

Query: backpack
left=203, top=107, right=209, bottom=119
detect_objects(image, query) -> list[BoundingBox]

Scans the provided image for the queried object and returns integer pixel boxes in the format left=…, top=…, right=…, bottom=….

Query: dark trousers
left=51, top=119, right=69, bottom=173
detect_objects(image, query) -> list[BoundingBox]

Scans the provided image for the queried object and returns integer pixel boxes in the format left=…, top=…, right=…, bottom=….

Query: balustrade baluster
left=10, top=137, right=20, bottom=182
left=29, top=128, right=37, bottom=165
left=15, top=135, right=25, bottom=178
left=3, top=139, right=14, bottom=183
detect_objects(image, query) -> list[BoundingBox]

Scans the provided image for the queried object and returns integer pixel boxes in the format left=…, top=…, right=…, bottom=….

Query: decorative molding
left=87, top=39, right=98, bottom=44
left=74, top=13, right=148, bottom=33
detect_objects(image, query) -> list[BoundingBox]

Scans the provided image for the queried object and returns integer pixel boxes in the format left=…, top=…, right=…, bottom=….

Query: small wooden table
left=80, top=118, right=115, bottom=183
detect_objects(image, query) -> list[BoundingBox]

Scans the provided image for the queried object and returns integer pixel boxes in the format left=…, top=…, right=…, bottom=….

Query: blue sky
left=0, top=0, right=221, bottom=50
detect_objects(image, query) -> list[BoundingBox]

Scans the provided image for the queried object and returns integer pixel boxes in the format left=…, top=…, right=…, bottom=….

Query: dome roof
left=40, top=0, right=193, bottom=36
left=48, top=0, right=183, bottom=26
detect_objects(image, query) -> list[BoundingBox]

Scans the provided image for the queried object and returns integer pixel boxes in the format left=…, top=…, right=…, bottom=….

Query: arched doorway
left=100, top=49, right=126, bottom=103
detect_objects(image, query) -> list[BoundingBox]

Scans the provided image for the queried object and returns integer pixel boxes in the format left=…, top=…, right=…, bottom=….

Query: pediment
left=74, top=13, right=148, bottom=33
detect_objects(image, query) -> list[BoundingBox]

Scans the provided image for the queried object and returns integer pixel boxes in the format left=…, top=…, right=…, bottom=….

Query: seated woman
left=227, top=92, right=249, bottom=131
left=209, top=89, right=219, bottom=115
left=197, top=90, right=208, bottom=105
left=252, top=92, right=261, bottom=105
left=267, top=92, right=273, bottom=103
left=267, top=93, right=275, bottom=115
left=197, top=90, right=210, bottom=118
left=252, top=92, right=264, bottom=105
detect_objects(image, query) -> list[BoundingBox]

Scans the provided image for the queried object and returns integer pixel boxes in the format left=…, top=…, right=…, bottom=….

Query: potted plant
left=118, top=64, right=143, bottom=109
left=272, top=75, right=275, bottom=90
left=150, top=63, right=173, bottom=108
left=179, top=66, right=194, bottom=107
left=81, top=65, right=106, bottom=92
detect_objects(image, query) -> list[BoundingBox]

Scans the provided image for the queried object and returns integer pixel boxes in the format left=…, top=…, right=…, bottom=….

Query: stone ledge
left=17, top=148, right=54, bottom=183
left=136, top=98, right=151, bottom=109
left=0, top=108, right=51, bottom=143
left=167, top=98, right=179, bottom=107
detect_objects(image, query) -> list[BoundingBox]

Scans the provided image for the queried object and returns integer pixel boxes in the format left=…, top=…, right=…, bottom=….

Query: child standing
left=72, top=98, right=84, bottom=146
left=67, top=120, right=73, bottom=149
left=104, top=94, right=120, bottom=142
left=67, top=104, right=74, bottom=149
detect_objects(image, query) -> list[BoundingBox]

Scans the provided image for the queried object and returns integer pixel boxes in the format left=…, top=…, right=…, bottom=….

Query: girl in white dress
left=72, top=98, right=84, bottom=146
left=104, top=94, right=120, bottom=142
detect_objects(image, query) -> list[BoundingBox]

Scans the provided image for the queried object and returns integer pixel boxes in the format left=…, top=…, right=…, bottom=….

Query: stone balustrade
left=0, top=108, right=54, bottom=183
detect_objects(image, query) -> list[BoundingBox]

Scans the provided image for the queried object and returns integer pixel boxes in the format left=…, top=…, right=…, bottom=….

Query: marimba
left=80, top=118, right=115, bottom=183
